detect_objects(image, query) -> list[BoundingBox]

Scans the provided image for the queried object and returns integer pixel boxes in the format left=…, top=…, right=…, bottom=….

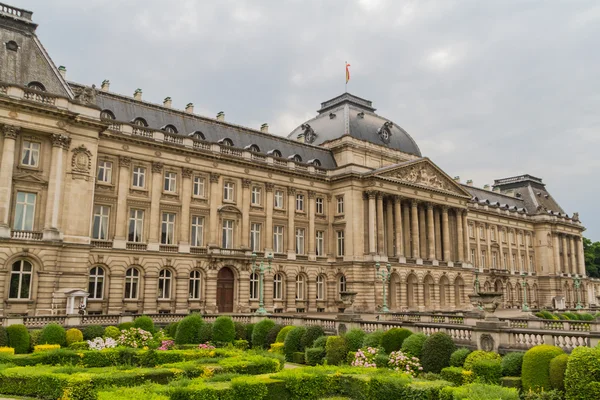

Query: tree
left=583, top=237, right=600, bottom=278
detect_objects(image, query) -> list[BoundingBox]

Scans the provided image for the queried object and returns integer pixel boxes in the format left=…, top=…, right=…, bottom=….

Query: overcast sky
left=12, top=0, right=600, bottom=240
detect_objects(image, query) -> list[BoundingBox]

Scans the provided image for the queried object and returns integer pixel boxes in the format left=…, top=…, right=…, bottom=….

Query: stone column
left=434, top=207, right=442, bottom=260
left=179, top=168, right=193, bottom=253
left=403, top=201, right=411, bottom=255
left=308, top=191, right=316, bottom=260
left=561, top=234, right=569, bottom=274
left=386, top=199, right=394, bottom=257
left=367, top=191, right=376, bottom=254
left=419, top=205, right=427, bottom=259
left=208, top=173, right=220, bottom=246
left=287, top=188, right=296, bottom=258
left=0, top=125, right=18, bottom=238
left=486, top=224, right=492, bottom=268
left=265, top=183, right=274, bottom=252
left=147, top=162, right=163, bottom=250
left=577, top=237, right=586, bottom=277
left=507, top=230, right=514, bottom=273
left=427, top=203, right=435, bottom=260
left=175, top=271, right=189, bottom=313
left=376, top=193, right=385, bottom=255
left=112, top=156, right=131, bottom=248
left=241, top=179, right=251, bottom=249
left=456, top=209, right=464, bottom=262
left=43, top=134, right=71, bottom=240
left=442, top=206, right=451, bottom=262
left=476, top=224, right=482, bottom=271
left=569, top=236, right=577, bottom=275
left=462, top=212, right=469, bottom=262
left=327, top=194, right=335, bottom=258
left=411, top=200, right=420, bottom=259
left=499, top=229, right=506, bottom=269
left=394, top=196, right=404, bottom=257
left=553, top=233, right=561, bottom=275
left=142, top=272, right=158, bottom=314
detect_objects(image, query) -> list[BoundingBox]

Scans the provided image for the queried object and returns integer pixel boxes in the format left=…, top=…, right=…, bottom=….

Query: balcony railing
left=159, top=244, right=178, bottom=253
left=193, top=140, right=210, bottom=150
left=164, top=134, right=183, bottom=145
left=11, top=230, right=43, bottom=240
left=190, top=247, right=208, bottom=255
left=23, top=88, right=57, bottom=105
left=91, top=240, right=113, bottom=249
left=126, top=242, right=147, bottom=251
left=132, top=127, right=154, bottom=139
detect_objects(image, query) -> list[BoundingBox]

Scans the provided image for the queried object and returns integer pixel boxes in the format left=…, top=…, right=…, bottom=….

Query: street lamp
left=573, top=274, right=583, bottom=310
left=521, top=272, right=529, bottom=312
left=251, top=252, right=273, bottom=315
left=375, top=262, right=392, bottom=313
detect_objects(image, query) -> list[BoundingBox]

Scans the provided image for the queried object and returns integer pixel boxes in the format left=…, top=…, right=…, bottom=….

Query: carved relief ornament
left=382, top=163, right=457, bottom=193
left=71, top=145, right=93, bottom=173
left=152, top=162, right=164, bottom=173
left=1, top=124, right=20, bottom=139
left=51, top=134, right=71, bottom=149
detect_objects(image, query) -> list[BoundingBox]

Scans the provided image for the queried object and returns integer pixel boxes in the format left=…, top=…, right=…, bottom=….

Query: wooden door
left=217, top=267, right=234, bottom=312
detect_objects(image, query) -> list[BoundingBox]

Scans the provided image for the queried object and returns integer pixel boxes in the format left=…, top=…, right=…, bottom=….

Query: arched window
left=189, top=270, right=202, bottom=300
left=88, top=266, right=105, bottom=300
left=273, top=273, right=283, bottom=300
left=246, top=144, right=260, bottom=153
left=338, top=275, right=347, bottom=298
left=249, top=272, right=259, bottom=300
left=267, top=149, right=282, bottom=158
left=132, top=117, right=148, bottom=127
left=124, top=267, right=139, bottom=299
left=6, top=40, right=18, bottom=52
left=289, top=154, right=302, bottom=163
left=309, top=159, right=321, bottom=167
left=219, top=138, right=234, bottom=146
left=9, top=260, right=32, bottom=299
left=100, top=110, right=115, bottom=120
left=158, top=269, right=172, bottom=299
left=162, top=124, right=178, bottom=134
left=316, top=275, right=325, bottom=300
left=295, top=275, right=305, bottom=300
left=27, top=81, right=45, bottom=91
left=189, top=131, right=205, bottom=141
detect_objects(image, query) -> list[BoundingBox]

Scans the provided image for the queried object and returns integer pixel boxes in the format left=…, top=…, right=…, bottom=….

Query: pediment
left=12, top=171, right=49, bottom=186
left=372, top=158, right=471, bottom=198
left=218, top=204, right=242, bottom=214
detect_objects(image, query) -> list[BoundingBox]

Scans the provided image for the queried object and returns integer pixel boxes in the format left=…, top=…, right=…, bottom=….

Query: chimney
left=453, top=176, right=460, bottom=182
left=101, top=80, right=110, bottom=91
left=466, top=179, right=473, bottom=186
left=133, top=88, right=142, bottom=101
left=58, top=66, right=66, bottom=79
left=185, top=103, right=194, bottom=113
left=163, top=97, right=172, bottom=108
left=483, top=184, right=490, bottom=191
left=260, top=123, right=269, bottom=133
left=216, top=111, right=225, bottom=121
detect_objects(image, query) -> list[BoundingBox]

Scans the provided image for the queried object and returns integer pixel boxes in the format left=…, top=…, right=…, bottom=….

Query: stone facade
left=0, top=3, right=595, bottom=317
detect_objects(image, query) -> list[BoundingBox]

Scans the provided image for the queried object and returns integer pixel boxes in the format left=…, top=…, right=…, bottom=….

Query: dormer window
left=27, top=82, right=45, bottom=92
left=245, top=144, right=260, bottom=153
left=219, top=138, right=234, bottom=147
left=268, top=149, right=282, bottom=158
left=100, top=110, right=115, bottom=120
left=162, top=124, right=178, bottom=134
left=308, top=159, right=321, bottom=167
left=6, top=40, right=18, bottom=52
left=289, top=154, right=302, bottom=163
left=189, top=131, right=205, bottom=141
left=133, top=118, right=148, bottom=127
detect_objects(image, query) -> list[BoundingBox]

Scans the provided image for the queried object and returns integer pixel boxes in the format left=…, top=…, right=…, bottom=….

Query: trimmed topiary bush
left=313, top=335, right=327, bottom=349
left=421, top=332, right=456, bottom=373
left=65, top=328, right=83, bottom=346
left=381, top=328, right=412, bottom=354
left=251, top=319, right=275, bottom=349
left=83, top=325, right=105, bottom=340
left=450, top=348, right=471, bottom=367
left=325, top=335, right=347, bottom=365
left=117, top=322, right=134, bottom=331
left=283, top=327, right=306, bottom=362
left=103, top=326, right=120, bottom=340
left=212, top=316, right=236, bottom=344
left=28, top=329, right=42, bottom=352
left=301, top=325, right=325, bottom=349
left=165, top=322, right=179, bottom=338
left=133, top=315, right=155, bottom=333
left=174, top=314, right=205, bottom=345
left=344, top=328, right=366, bottom=352
left=501, top=352, right=525, bottom=377
left=275, top=326, right=295, bottom=343
left=362, top=330, right=385, bottom=348
left=39, top=323, right=66, bottom=347
left=245, top=323, right=255, bottom=345
left=442, top=383, right=519, bottom=400
left=265, top=324, right=283, bottom=347
left=401, top=333, right=427, bottom=358
left=522, top=344, right=565, bottom=392
left=234, top=321, right=246, bottom=340
left=472, top=358, right=502, bottom=384
left=464, top=350, right=502, bottom=371
left=292, top=351, right=305, bottom=364
left=6, top=324, right=30, bottom=354
left=305, top=347, right=325, bottom=366
left=0, top=326, right=8, bottom=347
left=198, top=323, right=212, bottom=343
left=549, top=354, right=568, bottom=392
left=565, top=346, right=600, bottom=400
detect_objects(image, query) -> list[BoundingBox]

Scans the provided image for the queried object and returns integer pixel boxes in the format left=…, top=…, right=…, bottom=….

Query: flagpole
left=345, top=61, right=347, bottom=93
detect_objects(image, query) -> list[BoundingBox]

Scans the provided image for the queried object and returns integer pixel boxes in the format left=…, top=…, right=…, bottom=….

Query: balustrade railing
left=159, top=244, right=178, bottom=253
left=164, top=134, right=183, bottom=145
left=126, top=242, right=147, bottom=251
left=91, top=240, right=113, bottom=249
left=23, top=89, right=57, bottom=105
left=11, top=230, right=43, bottom=240
left=132, top=127, right=154, bottom=139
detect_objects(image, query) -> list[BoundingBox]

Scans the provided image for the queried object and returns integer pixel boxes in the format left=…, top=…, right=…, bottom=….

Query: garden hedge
left=198, top=322, right=213, bottom=343
left=440, top=367, right=474, bottom=386
left=381, top=328, right=412, bottom=354
left=313, top=335, right=327, bottom=349
left=83, top=325, right=105, bottom=341
left=301, top=325, right=325, bottom=349
left=449, top=348, right=471, bottom=368
left=234, top=321, right=246, bottom=340
left=305, top=347, right=325, bottom=366
left=6, top=324, right=30, bottom=354
left=212, top=316, right=236, bottom=344
left=421, top=332, right=456, bottom=373
left=245, top=323, right=255, bottom=344
left=39, top=323, right=67, bottom=347
left=117, top=322, right=134, bottom=331
left=0, top=326, right=8, bottom=347
left=564, top=346, right=600, bottom=400
left=344, top=328, right=366, bottom=352
left=174, top=314, right=205, bottom=344
left=251, top=319, right=275, bottom=349
left=103, top=326, right=120, bottom=340
left=362, top=330, right=385, bottom=348
left=133, top=316, right=155, bottom=333
left=265, top=324, right=283, bottom=347
left=275, top=326, right=295, bottom=343
left=325, top=336, right=347, bottom=366
left=401, top=333, right=427, bottom=358
left=501, top=352, right=524, bottom=377
left=463, top=350, right=501, bottom=371
left=440, top=383, right=519, bottom=400
left=471, top=359, right=502, bottom=385
left=283, top=326, right=306, bottom=362
left=66, top=328, right=84, bottom=346
left=521, top=345, right=565, bottom=392
left=549, top=354, right=568, bottom=392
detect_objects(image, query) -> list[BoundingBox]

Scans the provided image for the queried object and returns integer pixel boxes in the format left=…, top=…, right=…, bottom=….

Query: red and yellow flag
left=345, top=62, right=351, bottom=83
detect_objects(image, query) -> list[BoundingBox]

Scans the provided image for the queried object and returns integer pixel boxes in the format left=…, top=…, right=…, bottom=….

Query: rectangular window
left=250, top=223, right=261, bottom=252
left=295, top=228, right=305, bottom=254
left=164, top=172, right=177, bottom=192
left=520, top=232, right=524, bottom=245
left=503, top=252, right=508, bottom=269
left=273, top=225, right=284, bottom=253
left=251, top=186, right=261, bottom=205
left=501, top=230, right=506, bottom=243
left=13, top=192, right=36, bottom=231
left=492, top=251, right=497, bottom=268
left=274, top=190, right=284, bottom=209
left=469, top=224, right=474, bottom=238
left=336, top=230, right=345, bottom=257
left=132, top=166, right=146, bottom=188
left=191, top=216, right=204, bottom=247
left=521, top=255, right=525, bottom=272
left=529, top=256, right=534, bottom=272
left=223, top=182, right=234, bottom=201
left=316, top=230, right=324, bottom=256
left=128, top=209, right=144, bottom=242
left=161, top=212, right=175, bottom=244
left=481, top=250, right=486, bottom=268
left=512, top=254, right=517, bottom=270
left=222, top=219, right=234, bottom=248
left=296, top=194, right=305, bottom=212
left=193, top=176, right=205, bottom=197
left=336, top=196, right=344, bottom=214
left=479, top=226, right=485, bottom=239
left=21, top=140, right=40, bottom=167
left=470, top=249, right=475, bottom=263
left=491, top=228, right=496, bottom=241
left=510, top=231, right=515, bottom=243
left=97, top=161, right=113, bottom=183
left=92, top=205, right=110, bottom=240
left=315, top=197, right=324, bottom=214
left=316, top=276, right=324, bottom=300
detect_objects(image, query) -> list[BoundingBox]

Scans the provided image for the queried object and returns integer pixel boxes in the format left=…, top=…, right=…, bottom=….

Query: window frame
left=274, top=190, right=284, bottom=209
left=13, top=191, right=36, bottom=231
left=295, top=275, right=305, bottom=300
left=88, top=266, right=105, bottom=300
left=222, top=219, right=234, bottom=249
left=128, top=208, right=145, bottom=243
left=21, top=140, right=40, bottom=168
left=336, top=196, right=344, bottom=214
left=295, top=194, right=305, bottom=212
left=250, top=222, right=261, bottom=252
left=132, top=166, right=146, bottom=189
left=273, top=225, right=284, bottom=253
left=193, top=176, right=205, bottom=197
left=189, top=270, right=202, bottom=300
left=273, top=273, right=283, bottom=300
left=223, top=182, right=235, bottom=202
left=9, top=260, right=33, bottom=300
left=158, top=269, right=172, bottom=300
left=315, top=230, right=324, bottom=256
left=336, top=230, right=345, bottom=257
left=316, top=275, right=325, bottom=300
left=92, top=204, right=110, bottom=240
left=97, top=161, right=113, bottom=184
left=249, top=272, right=259, bottom=300
left=191, top=216, right=204, bottom=247
left=295, top=227, right=305, bottom=255
left=124, top=267, right=140, bottom=299
left=160, top=212, right=176, bottom=245
left=338, top=275, right=347, bottom=298
left=251, top=186, right=262, bottom=206
left=315, top=197, right=324, bottom=214
left=163, top=171, right=177, bottom=193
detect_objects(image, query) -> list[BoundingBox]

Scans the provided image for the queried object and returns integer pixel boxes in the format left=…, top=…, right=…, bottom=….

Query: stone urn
left=469, top=292, right=503, bottom=321
left=339, top=291, right=358, bottom=314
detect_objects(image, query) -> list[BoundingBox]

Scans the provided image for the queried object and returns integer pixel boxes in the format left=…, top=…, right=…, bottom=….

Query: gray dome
left=287, top=93, right=421, bottom=157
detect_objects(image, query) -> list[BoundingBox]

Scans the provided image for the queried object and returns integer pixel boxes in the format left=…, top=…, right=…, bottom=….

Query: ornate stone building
left=0, top=4, right=594, bottom=316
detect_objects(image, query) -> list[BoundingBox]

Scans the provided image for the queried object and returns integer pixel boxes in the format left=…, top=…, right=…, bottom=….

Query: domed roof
left=287, top=93, right=421, bottom=157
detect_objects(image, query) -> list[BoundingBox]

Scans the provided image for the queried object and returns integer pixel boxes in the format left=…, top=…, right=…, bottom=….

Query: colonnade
left=553, top=233, right=586, bottom=276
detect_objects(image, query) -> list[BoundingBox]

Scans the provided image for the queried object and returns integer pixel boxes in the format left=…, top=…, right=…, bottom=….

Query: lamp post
left=474, top=271, right=480, bottom=293
left=251, top=252, right=273, bottom=315
left=573, top=274, right=582, bottom=310
left=521, top=272, right=529, bottom=312
left=375, top=262, right=392, bottom=313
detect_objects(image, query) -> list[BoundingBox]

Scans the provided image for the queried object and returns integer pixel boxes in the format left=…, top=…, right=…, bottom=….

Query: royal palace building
left=0, top=4, right=595, bottom=317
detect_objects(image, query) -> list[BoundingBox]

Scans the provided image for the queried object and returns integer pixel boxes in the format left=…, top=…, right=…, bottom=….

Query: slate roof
left=493, top=175, right=565, bottom=214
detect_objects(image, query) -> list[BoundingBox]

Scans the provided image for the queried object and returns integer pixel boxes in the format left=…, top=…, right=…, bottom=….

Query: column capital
left=210, top=173, right=220, bottom=183
left=265, top=182, right=274, bottom=192
left=308, top=190, right=316, bottom=199
left=119, top=156, right=131, bottom=168
left=151, top=162, right=164, bottom=174
left=426, top=202, right=434, bottom=210
left=1, top=124, right=20, bottom=139
left=365, top=190, right=378, bottom=199
left=441, top=205, right=450, bottom=213
left=242, top=178, right=252, bottom=188
left=51, top=133, right=71, bottom=149
left=411, top=199, right=419, bottom=207
left=182, top=168, right=193, bottom=179
left=394, top=194, right=402, bottom=203
left=287, top=187, right=296, bottom=196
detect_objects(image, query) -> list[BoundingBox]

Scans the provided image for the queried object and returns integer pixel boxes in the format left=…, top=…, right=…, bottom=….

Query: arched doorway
left=423, top=275, right=434, bottom=309
left=454, top=276, right=464, bottom=307
left=439, top=275, right=450, bottom=309
left=407, top=274, right=417, bottom=309
left=217, top=267, right=234, bottom=312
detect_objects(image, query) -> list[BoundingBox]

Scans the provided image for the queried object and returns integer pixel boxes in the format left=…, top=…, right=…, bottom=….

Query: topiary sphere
left=66, top=328, right=83, bottom=346
left=234, top=321, right=246, bottom=340
left=301, top=325, right=325, bottom=349
left=6, top=324, right=30, bottom=354
left=501, top=352, right=525, bottom=377
left=312, top=335, right=328, bottom=349
left=39, top=323, right=67, bottom=347
left=117, top=322, right=134, bottom=331
left=549, top=354, right=569, bottom=392
left=251, top=319, right=275, bottom=349
left=275, top=326, right=295, bottom=343
left=198, top=323, right=213, bottom=343
left=83, top=325, right=105, bottom=341
left=344, top=328, right=366, bottom=352
left=174, top=314, right=205, bottom=345
left=103, top=326, right=120, bottom=340
left=564, top=346, right=600, bottom=400
left=133, top=315, right=155, bottom=333
left=362, top=330, right=385, bottom=348
left=463, top=350, right=501, bottom=371
left=266, top=325, right=283, bottom=347
left=401, top=333, right=427, bottom=358
left=212, top=316, right=236, bottom=344
left=381, top=328, right=413, bottom=354
left=283, top=327, right=307, bottom=362
left=522, top=344, right=565, bottom=392
left=450, top=348, right=472, bottom=368
left=421, top=332, right=457, bottom=373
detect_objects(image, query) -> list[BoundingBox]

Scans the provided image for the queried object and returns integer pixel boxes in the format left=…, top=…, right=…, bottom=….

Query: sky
left=11, top=0, right=600, bottom=240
